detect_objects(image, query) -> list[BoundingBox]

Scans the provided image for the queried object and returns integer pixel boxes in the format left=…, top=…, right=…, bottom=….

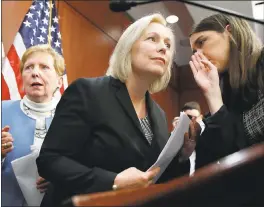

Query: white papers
left=11, top=146, right=44, bottom=206
left=148, top=112, right=190, bottom=183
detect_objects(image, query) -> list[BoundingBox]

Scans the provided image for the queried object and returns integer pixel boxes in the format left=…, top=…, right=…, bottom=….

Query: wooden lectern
left=62, top=142, right=264, bottom=207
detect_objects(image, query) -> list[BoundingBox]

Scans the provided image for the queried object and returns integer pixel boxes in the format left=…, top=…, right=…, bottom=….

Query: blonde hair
left=20, top=44, right=65, bottom=76
left=190, top=14, right=263, bottom=94
left=106, top=13, right=175, bottom=93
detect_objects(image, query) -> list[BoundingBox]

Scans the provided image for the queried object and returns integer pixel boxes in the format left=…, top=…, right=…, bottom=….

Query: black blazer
left=37, top=76, right=189, bottom=206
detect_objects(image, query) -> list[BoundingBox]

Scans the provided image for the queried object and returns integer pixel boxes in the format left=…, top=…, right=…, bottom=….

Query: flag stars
left=44, top=9, right=50, bottom=16
left=53, top=16, right=59, bottom=24
left=35, top=19, right=39, bottom=27
left=37, top=10, right=41, bottom=18
left=40, top=26, right=47, bottom=34
left=33, top=28, right=36, bottom=36
left=54, top=40, right=60, bottom=47
left=46, top=2, right=54, bottom=9
left=50, top=25, right=56, bottom=32
left=57, top=31, right=61, bottom=39
left=26, top=12, right=34, bottom=19
left=30, top=38, right=34, bottom=45
left=37, top=35, right=45, bottom=43
left=23, top=20, right=31, bottom=27
left=39, top=2, right=43, bottom=9
left=42, top=18, right=48, bottom=25
left=30, top=5, right=36, bottom=10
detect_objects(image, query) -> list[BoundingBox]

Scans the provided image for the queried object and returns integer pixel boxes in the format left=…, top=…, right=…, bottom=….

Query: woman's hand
left=189, top=52, right=220, bottom=95
left=36, top=176, right=50, bottom=193
left=113, top=167, right=160, bottom=190
left=1, top=126, right=14, bottom=158
left=189, top=52, right=223, bottom=114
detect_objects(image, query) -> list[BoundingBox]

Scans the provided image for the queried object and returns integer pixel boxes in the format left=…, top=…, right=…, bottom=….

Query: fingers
left=2, top=133, right=14, bottom=154
left=37, top=181, right=50, bottom=191
left=2, top=136, right=14, bottom=143
left=2, top=131, right=12, bottom=138
left=36, top=177, right=45, bottom=185
left=36, top=177, right=50, bottom=192
left=191, top=54, right=202, bottom=71
left=145, top=167, right=160, bottom=180
left=2, top=146, right=14, bottom=154
left=189, top=60, right=197, bottom=77
left=2, top=126, right=10, bottom=132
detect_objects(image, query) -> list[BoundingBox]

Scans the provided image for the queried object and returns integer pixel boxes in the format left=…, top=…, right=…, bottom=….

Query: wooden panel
left=57, top=1, right=118, bottom=83
left=2, top=1, right=32, bottom=53
left=152, top=87, right=179, bottom=132
left=64, top=0, right=132, bottom=42
left=179, top=64, right=199, bottom=90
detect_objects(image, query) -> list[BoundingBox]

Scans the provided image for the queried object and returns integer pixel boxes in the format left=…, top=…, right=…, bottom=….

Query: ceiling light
left=166, top=15, right=179, bottom=24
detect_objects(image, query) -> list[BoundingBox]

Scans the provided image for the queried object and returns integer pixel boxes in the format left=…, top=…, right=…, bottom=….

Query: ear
left=225, top=24, right=231, bottom=32
left=57, top=76, right=63, bottom=89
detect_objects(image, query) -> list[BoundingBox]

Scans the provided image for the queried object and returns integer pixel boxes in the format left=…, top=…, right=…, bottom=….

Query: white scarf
left=20, top=95, right=59, bottom=149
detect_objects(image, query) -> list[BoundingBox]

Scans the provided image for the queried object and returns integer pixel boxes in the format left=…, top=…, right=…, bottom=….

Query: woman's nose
left=157, top=42, right=166, bottom=54
left=31, top=67, right=40, bottom=77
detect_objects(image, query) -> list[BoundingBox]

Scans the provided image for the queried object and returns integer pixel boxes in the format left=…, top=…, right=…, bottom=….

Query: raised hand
left=189, top=52, right=220, bottom=96
left=189, top=52, right=223, bottom=114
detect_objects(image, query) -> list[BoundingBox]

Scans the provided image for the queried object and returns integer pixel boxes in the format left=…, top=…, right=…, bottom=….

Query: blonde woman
left=189, top=14, right=264, bottom=168
left=2, top=44, right=65, bottom=206
left=37, top=13, right=195, bottom=206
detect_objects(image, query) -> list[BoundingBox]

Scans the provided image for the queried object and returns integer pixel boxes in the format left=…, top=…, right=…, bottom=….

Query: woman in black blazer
left=37, top=13, right=193, bottom=206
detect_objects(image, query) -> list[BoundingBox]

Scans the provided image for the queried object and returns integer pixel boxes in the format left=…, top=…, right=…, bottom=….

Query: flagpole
left=48, top=0, right=53, bottom=45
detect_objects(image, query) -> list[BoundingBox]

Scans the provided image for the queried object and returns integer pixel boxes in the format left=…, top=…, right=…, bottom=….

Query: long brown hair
left=190, top=14, right=264, bottom=97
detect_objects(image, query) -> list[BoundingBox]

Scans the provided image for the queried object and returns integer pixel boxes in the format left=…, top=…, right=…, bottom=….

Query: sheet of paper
left=148, top=112, right=190, bottom=183
left=11, top=147, right=44, bottom=206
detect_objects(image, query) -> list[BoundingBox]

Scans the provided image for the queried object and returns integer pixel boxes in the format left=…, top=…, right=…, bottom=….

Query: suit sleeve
left=195, top=105, right=249, bottom=169
left=37, top=78, right=117, bottom=195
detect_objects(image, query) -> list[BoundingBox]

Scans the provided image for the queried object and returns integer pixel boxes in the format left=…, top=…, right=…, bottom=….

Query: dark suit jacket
left=37, top=76, right=189, bottom=206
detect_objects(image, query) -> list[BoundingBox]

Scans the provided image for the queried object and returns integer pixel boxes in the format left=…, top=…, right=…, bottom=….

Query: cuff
left=204, top=105, right=227, bottom=126
left=93, top=167, right=118, bottom=192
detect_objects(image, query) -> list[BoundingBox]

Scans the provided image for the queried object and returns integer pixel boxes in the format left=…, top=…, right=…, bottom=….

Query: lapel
left=146, top=93, right=168, bottom=150
left=112, top=78, right=146, bottom=138
left=111, top=77, right=168, bottom=159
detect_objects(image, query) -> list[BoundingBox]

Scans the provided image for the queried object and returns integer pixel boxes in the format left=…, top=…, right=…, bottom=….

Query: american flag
left=2, top=0, right=68, bottom=100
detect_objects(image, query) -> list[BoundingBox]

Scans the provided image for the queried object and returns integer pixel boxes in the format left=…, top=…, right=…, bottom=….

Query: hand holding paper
left=148, top=112, right=190, bottom=183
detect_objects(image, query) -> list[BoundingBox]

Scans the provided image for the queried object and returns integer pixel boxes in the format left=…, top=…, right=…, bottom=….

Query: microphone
left=109, top=0, right=157, bottom=12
